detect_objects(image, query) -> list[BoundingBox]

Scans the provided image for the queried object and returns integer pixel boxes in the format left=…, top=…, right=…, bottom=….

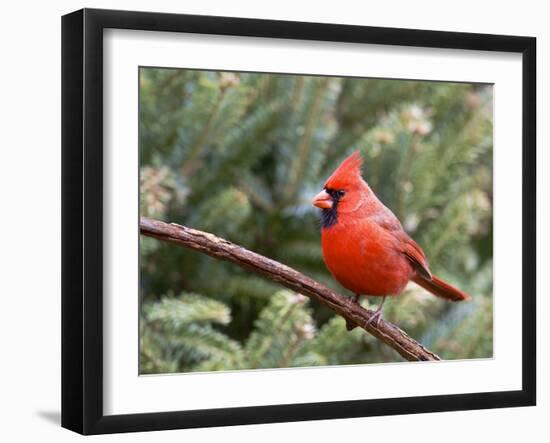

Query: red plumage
left=312, top=151, right=469, bottom=325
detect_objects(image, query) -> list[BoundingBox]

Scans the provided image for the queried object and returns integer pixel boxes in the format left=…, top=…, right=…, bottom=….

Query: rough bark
left=140, top=216, right=441, bottom=362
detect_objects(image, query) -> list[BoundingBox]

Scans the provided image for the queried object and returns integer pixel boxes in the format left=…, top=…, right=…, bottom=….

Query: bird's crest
left=325, top=150, right=364, bottom=189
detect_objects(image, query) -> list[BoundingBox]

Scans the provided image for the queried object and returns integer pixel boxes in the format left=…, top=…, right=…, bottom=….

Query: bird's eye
left=336, top=190, right=346, bottom=198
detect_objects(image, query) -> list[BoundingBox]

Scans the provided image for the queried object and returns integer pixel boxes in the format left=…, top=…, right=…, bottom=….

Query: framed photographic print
left=61, top=8, right=536, bottom=435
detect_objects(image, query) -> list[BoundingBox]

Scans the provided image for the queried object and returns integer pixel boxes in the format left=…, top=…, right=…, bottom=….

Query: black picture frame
left=61, top=8, right=536, bottom=435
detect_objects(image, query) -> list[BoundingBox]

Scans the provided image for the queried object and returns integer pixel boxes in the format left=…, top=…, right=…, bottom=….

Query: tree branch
left=140, top=216, right=440, bottom=362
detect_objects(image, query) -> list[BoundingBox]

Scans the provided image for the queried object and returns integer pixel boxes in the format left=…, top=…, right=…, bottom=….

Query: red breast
left=320, top=216, right=414, bottom=296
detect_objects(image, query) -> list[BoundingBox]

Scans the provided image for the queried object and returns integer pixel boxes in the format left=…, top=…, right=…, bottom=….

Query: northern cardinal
left=312, top=151, right=470, bottom=329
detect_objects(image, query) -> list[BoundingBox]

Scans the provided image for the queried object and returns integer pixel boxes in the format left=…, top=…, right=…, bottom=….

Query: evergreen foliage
left=139, top=68, right=493, bottom=373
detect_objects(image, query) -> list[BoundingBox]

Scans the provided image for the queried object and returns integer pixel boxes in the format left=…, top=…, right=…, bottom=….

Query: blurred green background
left=139, top=68, right=493, bottom=374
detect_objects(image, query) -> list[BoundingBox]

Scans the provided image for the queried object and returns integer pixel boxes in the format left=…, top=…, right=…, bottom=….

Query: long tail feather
left=412, top=274, right=470, bottom=301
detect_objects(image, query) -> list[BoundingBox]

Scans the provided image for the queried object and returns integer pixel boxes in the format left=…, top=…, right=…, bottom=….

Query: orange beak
left=312, top=190, right=333, bottom=209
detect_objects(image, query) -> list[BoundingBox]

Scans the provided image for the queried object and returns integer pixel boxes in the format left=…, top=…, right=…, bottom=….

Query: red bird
left=312, top=151, right=470, bottom=328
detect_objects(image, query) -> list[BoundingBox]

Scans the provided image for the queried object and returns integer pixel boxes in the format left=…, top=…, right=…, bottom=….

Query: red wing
left=375, top=213, right=432, bottom=280
left=401, top=236, right=432, bottom=280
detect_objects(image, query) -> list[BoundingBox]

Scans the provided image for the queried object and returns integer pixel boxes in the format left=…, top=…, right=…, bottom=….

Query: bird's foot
left=364, top=310, right=383, bottom=328
left=363, top=296, right=386, bottom=329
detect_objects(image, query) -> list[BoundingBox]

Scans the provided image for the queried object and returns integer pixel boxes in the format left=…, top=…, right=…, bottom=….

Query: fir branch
left=140, top=216, right=441, bottom=362
left=181, top=86, right=227, bottom=176
left=284, top=77, right=330, bottom=201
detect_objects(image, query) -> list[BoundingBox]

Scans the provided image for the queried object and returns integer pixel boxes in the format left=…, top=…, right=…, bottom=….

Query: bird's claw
left=364, top=310, right=382, bottom=329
